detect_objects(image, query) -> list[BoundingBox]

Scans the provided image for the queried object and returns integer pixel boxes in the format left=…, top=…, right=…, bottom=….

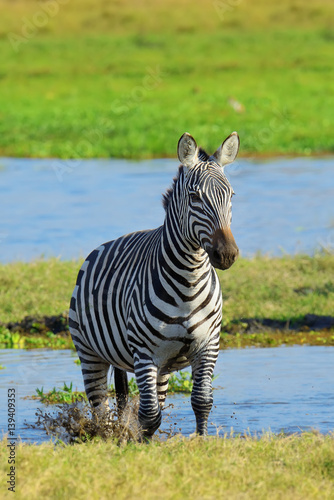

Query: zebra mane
left=198, top=148, right=210, bottom=162
left=162, top=166, right=182, bottom=211
left=162, top=148, right=210, bottom=211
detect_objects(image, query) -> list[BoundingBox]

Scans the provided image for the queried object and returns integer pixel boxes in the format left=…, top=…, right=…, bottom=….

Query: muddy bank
left=225, top=314, right=334, bottom=335
left=2, top=313, right=334, bottom=339
left=3, top=313, right=70, bottom=337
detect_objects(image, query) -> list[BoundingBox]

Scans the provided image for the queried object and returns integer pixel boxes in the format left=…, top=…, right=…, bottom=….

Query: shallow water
left=1, top=156, right=334, bottom=262
left=0, top=346, right=333, bottom=442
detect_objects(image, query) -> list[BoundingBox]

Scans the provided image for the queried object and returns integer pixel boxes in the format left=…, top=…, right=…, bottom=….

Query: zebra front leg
left=191, top=345, right=219, bottom=436
left=77, top=348, right=111, bottom=423
left=157, top=373, right=170, bottom=408
left=133, top=354, right=161, bottom=439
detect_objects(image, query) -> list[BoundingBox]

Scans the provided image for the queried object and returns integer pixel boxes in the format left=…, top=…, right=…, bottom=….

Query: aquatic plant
left=31, top=371, right=199, bottom=406
left=34, top=383, right=86, bottom=405
left=168, top=371, right=193, bottom=393
left=0, top=328, right=25, bottom=348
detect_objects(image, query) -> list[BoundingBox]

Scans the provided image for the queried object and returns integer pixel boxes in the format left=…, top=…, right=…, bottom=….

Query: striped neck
left=158, top=201, right=211, bottom=286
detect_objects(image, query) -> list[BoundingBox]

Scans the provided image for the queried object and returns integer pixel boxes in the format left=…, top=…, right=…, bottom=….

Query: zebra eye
left=189, top=192, right=201, bottom=203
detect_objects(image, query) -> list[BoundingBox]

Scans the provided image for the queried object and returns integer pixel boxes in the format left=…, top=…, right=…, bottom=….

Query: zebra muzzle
left=209, top=227, right=239, bottom=270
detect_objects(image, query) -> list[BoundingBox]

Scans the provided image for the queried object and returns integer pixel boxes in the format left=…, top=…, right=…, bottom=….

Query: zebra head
left=174, top=132, right=240, bottom=270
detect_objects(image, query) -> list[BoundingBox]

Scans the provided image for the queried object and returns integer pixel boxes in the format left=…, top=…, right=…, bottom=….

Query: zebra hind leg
left=114, top=367, right=129, bottom=417
left=157, top=373, right=170, bottom=408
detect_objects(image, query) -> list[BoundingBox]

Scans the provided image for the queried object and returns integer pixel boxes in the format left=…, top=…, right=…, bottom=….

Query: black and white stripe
left=69, top=132, right=240, bottom=437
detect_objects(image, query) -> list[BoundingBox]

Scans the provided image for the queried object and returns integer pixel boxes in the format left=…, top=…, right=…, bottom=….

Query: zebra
left=68, top=131, right=240, bottom=438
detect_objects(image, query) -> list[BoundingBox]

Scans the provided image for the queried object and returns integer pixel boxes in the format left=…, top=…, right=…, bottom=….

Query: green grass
left=0, top=254, right=333, bottom=348
left=1, top=254, right=333, bottom=325
left=1, top=433, right=333, bottom=499
left=0, top=0, right=333, bottom=158
left=0, top=258, right=78, bottom=325
left=220, top=330, right=334, bottom=349
left=219, top=253, right=334, bottom=324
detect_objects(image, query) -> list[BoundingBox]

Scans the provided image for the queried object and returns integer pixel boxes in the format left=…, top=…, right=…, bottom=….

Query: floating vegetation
left=0, top=324, right=73, bottom=350
left=127, top=377, right=140, bottom=396
left=168, top=371, right=193, bottom=393
left=23, top=335, right=73, bottom=350
left=0, top=314, right=74, bottom=350
left=31, top=383, right=87, bottom=405
left=29, top=371, right=196, bottom=406
left=0, top=328, right=25, bottom=348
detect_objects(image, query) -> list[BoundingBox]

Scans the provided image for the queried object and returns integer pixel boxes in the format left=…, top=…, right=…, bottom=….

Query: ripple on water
left=0, top=346, right=333, bottom=443
left=1, top=156, right=334, bottom=262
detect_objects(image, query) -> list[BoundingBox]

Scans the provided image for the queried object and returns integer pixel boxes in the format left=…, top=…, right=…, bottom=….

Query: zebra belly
left=160, top=356, right=190, bottom=374
left=148, top=313, right=220, bottom=372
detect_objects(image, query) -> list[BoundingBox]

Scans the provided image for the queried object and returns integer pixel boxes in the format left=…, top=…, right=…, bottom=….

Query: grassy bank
left=0, top=0, right=334, bottom=158
left=1, top=433, right=334, bottom=499
left=0, top=254, right=333, bottom=348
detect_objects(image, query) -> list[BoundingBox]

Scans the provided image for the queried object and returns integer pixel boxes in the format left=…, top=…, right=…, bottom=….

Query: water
left=0, top=346, right=333, bottom=442
left=1, top=157, right=333, bottom=442
left=1, top=156, right=334, bottom=262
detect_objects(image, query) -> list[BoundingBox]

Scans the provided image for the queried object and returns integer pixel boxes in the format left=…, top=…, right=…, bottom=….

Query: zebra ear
left=177, top=133, right=199, bottom=168
left=213, top=132, right=240, bottom=167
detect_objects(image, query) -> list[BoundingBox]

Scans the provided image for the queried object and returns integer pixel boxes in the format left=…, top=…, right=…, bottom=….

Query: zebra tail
left=114, top=367, right=129, bottom=416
